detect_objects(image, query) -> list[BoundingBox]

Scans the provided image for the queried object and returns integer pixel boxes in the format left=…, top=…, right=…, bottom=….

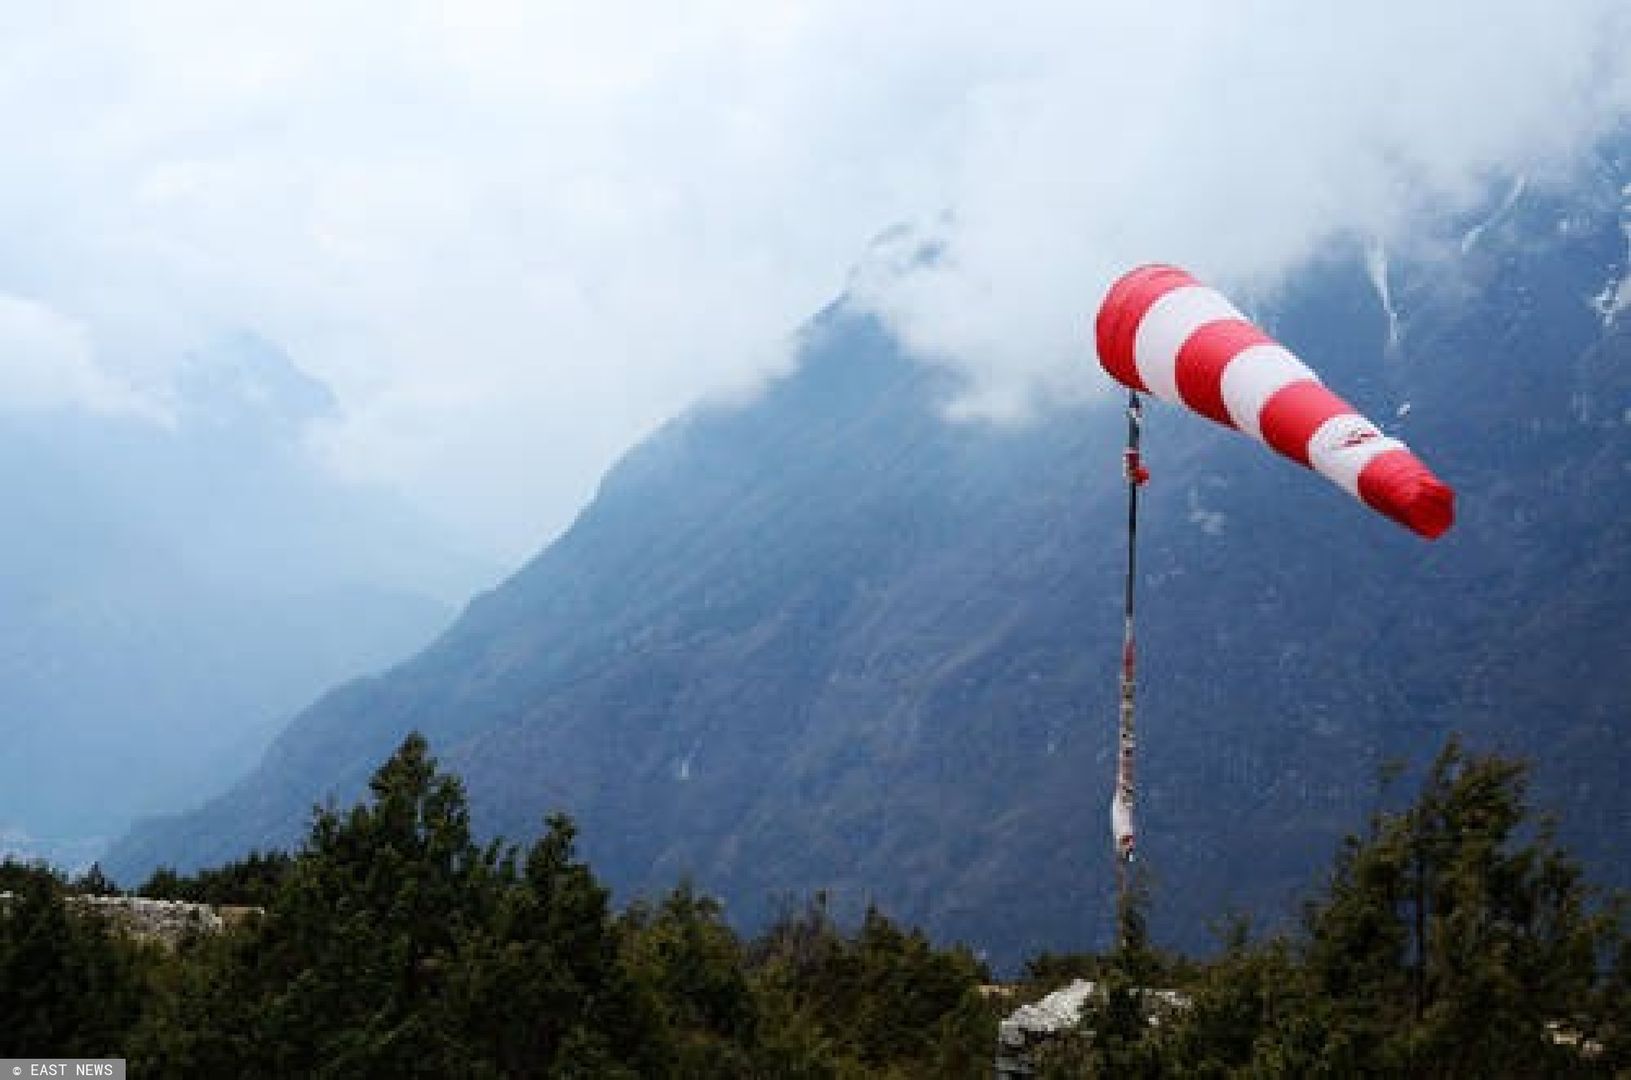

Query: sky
left=3, top=1, right=1629, bottom=563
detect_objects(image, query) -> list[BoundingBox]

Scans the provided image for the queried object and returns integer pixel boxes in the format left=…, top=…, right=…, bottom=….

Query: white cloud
left=855, top=0, right=1631, bottom=420
left=0, top=293, right=156, bottom=418
left=0, top=1, right=1627, bottom=559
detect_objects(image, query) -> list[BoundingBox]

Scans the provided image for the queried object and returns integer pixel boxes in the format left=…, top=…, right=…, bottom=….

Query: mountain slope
left=108, top=155, right=1631, bottom=966
left=0, top=334, right=493, bottom=864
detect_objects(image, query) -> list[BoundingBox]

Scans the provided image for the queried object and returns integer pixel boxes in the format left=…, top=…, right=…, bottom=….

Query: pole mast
left=1114, top=389, right=1147, bottom=949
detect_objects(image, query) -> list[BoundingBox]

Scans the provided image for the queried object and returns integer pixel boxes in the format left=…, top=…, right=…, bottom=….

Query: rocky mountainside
left=107, top=148, right=1631, bottom=967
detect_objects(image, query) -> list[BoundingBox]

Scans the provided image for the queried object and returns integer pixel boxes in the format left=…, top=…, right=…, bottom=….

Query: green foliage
left=747, top=895, right=995, bottom=1076
left=620, top=879, right=757, bottom=1075
left=1033, top=904, right=1189, bottom=1080
left=71, top=862, right=119, bottom=896
left=0, top=858, right=64, bottom=892
left=1291, top=737, right=1614, bottom=1076
left=1024, top=949, right=1112, bottom=987
left=132, top=734, right=479, bottom=1074
left=133, top=733, right=661, bottom=1077
left=1033, top=738, right=1626, bottom=1077
left=444, top=812, right=662, bottom=1077
left=139, top=849, right=293, bottom=906
left=112, top=736, right=997, bottom=1076
left=1597, top=926, right=1631, bottom=1070
left=0, top=863, right=150, bottom=1056
left=6, top=733, right=1623, bottom=1077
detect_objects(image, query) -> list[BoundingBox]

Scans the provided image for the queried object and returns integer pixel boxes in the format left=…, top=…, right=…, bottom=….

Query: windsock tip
left=1358, top=449, right=1455, bottom=539
left=1403, top=477, right=1455, bottom=540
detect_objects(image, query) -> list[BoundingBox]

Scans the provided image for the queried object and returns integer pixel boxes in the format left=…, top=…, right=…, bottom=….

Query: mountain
left=106, top=147, right=1631, bottom=968
left=0, top=333, right=495, bottom=865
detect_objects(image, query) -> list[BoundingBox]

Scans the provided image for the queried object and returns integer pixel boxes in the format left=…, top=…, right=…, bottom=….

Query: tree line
left=1, top=734, right=1627, bottom=1076
left=2, top=734, right=994, bottom=1076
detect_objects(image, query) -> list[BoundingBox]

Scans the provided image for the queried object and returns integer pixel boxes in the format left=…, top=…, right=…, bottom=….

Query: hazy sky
left=3, top=2, right=1629, bottom=562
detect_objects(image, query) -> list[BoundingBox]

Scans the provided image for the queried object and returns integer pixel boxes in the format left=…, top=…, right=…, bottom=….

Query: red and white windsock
left=1095, top=265, right=1454, bottom=539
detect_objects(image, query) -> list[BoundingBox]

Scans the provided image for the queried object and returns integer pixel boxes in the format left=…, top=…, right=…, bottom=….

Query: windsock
left=1095, top=265, right=1454, bottom=538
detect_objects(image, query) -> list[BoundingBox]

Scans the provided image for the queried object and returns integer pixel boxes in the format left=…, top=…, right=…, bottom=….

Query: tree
left=1031, top=739, right=1625, bottom=1077
left=0, top=865, right=149, bottom=1057
left=71, top=862, right=118, bottom=896
left=137, top=733, right=495, bottom=1075
left=1137, top=738, right=1624, bottom=1077
left=135, top=735, right=666, bottom=1076
left=1301, top=738, right=1612, bottom=1076
left=446, top=813, right=662, bottom=1078
left=748, top=894, right=993, bottom=1076
left=621, top=879, right=757, bottom=1075
left=140, top=850, right=292, bottom=906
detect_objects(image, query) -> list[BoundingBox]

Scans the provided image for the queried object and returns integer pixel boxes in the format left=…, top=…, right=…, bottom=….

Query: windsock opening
left=1094, top=264, right=1194, bottom=392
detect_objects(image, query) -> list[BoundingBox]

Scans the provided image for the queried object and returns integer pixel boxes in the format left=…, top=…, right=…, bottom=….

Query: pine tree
left=0, top=866, right=148, bottom=1057
left=1039, top=739, right=1625, bottom=1077
left=1302, top=738, right=1612, bottom=1075
left=621, top=879, right=757, bottom=1075
left=748, top=894, right=991, bottom=1076
left=138, top=733, right=494, bottom=1075
left=446, top=812, right=663, bottom=1077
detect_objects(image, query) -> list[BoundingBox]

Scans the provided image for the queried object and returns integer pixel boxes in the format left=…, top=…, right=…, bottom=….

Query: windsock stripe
left=1307, top=415, right=1398, bottom=497
left=1173, top=319, right=1275, bottom=427
left=1219, top=344, right=1320, bottom=440
left=1257, top=381, right=1354, bottom=468
left=1094, top=264, right=1196, bottom=392
left=1132, top=285, right=1244, bottom=406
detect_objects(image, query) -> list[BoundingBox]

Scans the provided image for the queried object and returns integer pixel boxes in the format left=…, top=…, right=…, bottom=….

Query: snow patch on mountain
left=1364, top=240, right=1401, bottom=354
left=1590, top=183, right=1631, bottom=326
left=1461, top=175, right=1528, bottom=253
left=676, top=739, right=702, bottom=782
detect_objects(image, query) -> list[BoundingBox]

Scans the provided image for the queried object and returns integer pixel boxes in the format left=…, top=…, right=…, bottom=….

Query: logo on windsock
left=1095, top=265, right=1454, bottom=539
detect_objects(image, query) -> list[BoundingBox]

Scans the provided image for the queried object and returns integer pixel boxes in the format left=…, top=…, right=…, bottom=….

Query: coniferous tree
left=621, top=879, right=758, bottom=1075
left=139, top=850, right=292, bottom=906
left=138, top=734, right=494, bottom=1075
left=71, top=862, right=118, bottom=896
left=113, top=729, right=1621, bottom=1077
left=1032, top=739, right=1624, bottom=1077
left=748, top=894, right=992, bottom=1076
left=1301, top=738, right=1611, bottom=1076
left=0, top=866, right=148, bottom=1057
left=446, top=813, right=662, bottom=1078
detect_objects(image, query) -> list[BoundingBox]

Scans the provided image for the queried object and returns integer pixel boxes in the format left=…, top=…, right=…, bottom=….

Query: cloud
left=853, top=0, right=1631, bottom=420
left=0, top=292, right=157, bottom=419
left=1, top=2, right=1628, bottom=559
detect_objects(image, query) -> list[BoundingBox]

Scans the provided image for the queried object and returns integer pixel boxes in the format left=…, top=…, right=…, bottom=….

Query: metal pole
left=1114, top=390, right=1146, bottom=950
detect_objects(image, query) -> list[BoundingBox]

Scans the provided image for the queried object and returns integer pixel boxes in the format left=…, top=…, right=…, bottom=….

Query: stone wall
left=0, top=890, right=262, bottom=948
